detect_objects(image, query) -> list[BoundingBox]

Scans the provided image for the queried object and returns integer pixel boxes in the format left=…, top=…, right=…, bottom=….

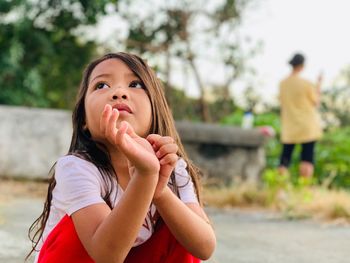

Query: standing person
left=278, top=53, right=323, bottom=178
left=27, top=52, right=216, bottom=263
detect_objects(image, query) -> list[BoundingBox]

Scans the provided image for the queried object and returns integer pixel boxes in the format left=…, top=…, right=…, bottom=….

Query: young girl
left=27, top=52, right=216, bottom=263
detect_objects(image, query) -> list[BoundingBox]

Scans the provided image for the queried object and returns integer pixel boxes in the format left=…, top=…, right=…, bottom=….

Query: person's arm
left=147, top=134, right=216, bottom=260
left=72, top=107, right=160, bottom=263
left=72, top=172, right=158, bottom=263
left=314, top=73, right=323, bottom=107
left=153, top=188, right=216, bottom=260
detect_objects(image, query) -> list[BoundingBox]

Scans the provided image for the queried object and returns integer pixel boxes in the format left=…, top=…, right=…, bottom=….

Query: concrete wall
left=176, top=122, right=266, bottom=185
left=0, top=106, right=72, bottom=179
left=0, top=105, right=267, bottom=184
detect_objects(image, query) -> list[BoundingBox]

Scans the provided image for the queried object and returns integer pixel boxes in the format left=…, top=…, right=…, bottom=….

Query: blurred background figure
left=278, top=53, right=323, bottom=178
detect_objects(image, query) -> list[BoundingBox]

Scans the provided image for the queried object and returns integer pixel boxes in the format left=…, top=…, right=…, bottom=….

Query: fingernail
left=104, top=104, right=111, bottom=113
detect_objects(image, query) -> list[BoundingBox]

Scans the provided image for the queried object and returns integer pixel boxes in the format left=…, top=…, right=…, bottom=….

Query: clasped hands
left=100, top=104, right=179, bottom=200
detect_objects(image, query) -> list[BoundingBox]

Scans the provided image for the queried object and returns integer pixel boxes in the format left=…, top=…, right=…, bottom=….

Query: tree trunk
left=186, top=49, right=211, bottom=122
left=164, top=49, right=172, bottom=107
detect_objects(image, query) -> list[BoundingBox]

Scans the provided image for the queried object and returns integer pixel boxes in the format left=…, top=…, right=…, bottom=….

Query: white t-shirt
left=35, top=155, right=198, bottom=261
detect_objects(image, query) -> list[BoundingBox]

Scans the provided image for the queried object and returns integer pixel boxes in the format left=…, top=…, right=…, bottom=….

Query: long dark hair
left=27, top=52, right=202, bottom=260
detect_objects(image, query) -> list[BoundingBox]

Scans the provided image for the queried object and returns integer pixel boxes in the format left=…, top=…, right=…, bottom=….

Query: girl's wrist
left=153, top=187, right=172, bottom=205
left=133, top=164, right=160, bottom=178
left=132, top=170, right=159, bottom=185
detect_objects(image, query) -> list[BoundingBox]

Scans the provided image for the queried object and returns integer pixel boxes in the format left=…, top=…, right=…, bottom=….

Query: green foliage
left=166, top=87, right=202, bottom=122
left=208, top=98, right=238, bottom=122
left=220, top=109, right=244, bottom=126
left=262, top=169, right=290, bottom=190
left=315, top=127, right=350, bottom=188
left=321, top=87, right=350, bottom=127
left=117, top=0, right=257, bottom=121
left=0, top=0, right=115, bottom=109
left=220, top=110, right=280, bottom=131
left=222, top=110, right=350, bottom=189
left=166, top=87, right=238, bottom=122
left=0, top=0, right=256, bottom=120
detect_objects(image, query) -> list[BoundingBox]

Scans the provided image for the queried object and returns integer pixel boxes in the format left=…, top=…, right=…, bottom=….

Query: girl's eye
left=95, top=82, right=110, bottom=90
left=129, top=81, right=144, bottom=89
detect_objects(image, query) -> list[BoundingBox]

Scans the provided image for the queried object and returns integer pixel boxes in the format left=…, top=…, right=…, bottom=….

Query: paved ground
left=1, top=180, right=349, bottom=263
left=208, top=208, right=350, bottom=263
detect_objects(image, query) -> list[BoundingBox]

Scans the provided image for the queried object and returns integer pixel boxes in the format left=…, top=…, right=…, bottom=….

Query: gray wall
left=176, top=122, right=266, bottom=185
left=0, top=106, right=267, bottom=184
left=0, top=106, right=71, bottom=179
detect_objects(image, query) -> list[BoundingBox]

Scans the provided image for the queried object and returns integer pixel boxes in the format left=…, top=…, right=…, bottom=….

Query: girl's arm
left=153, top=188, right=216, bottom=260
left=72, top=171, right=158, bottom=263
left=72, top=109, right=160, bottom=263
left=147, top=134, right=216, bottom=260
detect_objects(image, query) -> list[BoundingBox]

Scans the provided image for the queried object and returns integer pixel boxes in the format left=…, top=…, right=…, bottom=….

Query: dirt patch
left=0, top=179, right=47, bottom=202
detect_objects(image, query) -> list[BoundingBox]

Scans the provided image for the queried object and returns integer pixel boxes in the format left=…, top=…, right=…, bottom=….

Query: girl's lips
left=112, top=103, right=132, bottom=113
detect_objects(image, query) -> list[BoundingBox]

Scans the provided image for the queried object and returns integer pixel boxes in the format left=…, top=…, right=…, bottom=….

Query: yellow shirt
left=279, top=75, right=322, bottom=144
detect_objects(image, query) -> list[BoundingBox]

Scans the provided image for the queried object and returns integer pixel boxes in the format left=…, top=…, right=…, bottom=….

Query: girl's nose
left=111, top=86, right=129, bottom=100
left=112, top=94, right=127, bottom=100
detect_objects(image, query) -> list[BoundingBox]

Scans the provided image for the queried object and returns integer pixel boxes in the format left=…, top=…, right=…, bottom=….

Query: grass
left=1, top=175, right=350, bottom=224
left=203, top=171, right=350, bottom=224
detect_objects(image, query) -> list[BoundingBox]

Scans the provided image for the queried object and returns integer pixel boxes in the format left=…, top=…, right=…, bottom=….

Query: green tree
left=321, top=65, right=350, bottom=127
left=0, top=0, right=116, bottom=108
left=114, top=0, right=258, bottom=122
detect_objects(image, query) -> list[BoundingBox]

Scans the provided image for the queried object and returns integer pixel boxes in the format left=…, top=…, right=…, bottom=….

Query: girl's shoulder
left=55, top=154, right=102, bottom=183
left=56, top=154, right=97, bottom=170
left=52, top=154, right=109, bottom=217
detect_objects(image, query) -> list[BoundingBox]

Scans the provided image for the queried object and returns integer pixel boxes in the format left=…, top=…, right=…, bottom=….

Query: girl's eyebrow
left=90, top=73, right=113, bottom=84
left=125, top=72, right=138, bottom=78
left=90, top=73, right=138, bottom=84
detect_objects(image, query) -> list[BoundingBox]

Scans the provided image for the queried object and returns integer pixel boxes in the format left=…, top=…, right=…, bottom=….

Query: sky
left=96, top=0, right=350, bottom=105
left=234, top=0, right=350, bottom=104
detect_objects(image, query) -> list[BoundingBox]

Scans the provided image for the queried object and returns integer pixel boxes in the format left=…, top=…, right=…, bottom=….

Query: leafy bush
left=221, top=110, right=350, bottom=189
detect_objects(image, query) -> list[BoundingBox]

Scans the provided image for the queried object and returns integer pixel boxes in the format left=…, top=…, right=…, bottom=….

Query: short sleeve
left=54, top=155, right=106, bottom=215
left=174, top=158, right=199, bottom=204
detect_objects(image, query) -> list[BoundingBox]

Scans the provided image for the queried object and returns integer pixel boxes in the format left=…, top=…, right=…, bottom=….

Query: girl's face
left=84, top=58, right=152, bottom=141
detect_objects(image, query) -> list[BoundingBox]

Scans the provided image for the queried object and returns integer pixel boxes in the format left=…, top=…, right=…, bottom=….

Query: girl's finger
left=149, top=136, right=175, bottom=152
left=160, top=153, right=178, bottom=166
left=156, top=143, right=178, bottom=159
left=106, top=108, right=119, bottom=143
left=114, top=121, right=128, bottom=147
left=122, top=121, right=138, bottom=138
left=100, top=104, right=112, bottom=135
left=115, top=122, right=142, bottom=153
left=147, top=134, right=162, bottom=145
left=117, top=120, right=128, bottom=136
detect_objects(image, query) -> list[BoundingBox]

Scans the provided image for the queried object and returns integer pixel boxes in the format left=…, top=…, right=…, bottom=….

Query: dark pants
left=279, top=141, right=316, bottom=167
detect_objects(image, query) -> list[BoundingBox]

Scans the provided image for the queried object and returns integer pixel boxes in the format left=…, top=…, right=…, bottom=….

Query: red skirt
left=38, top=215, right=200, bottom=263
